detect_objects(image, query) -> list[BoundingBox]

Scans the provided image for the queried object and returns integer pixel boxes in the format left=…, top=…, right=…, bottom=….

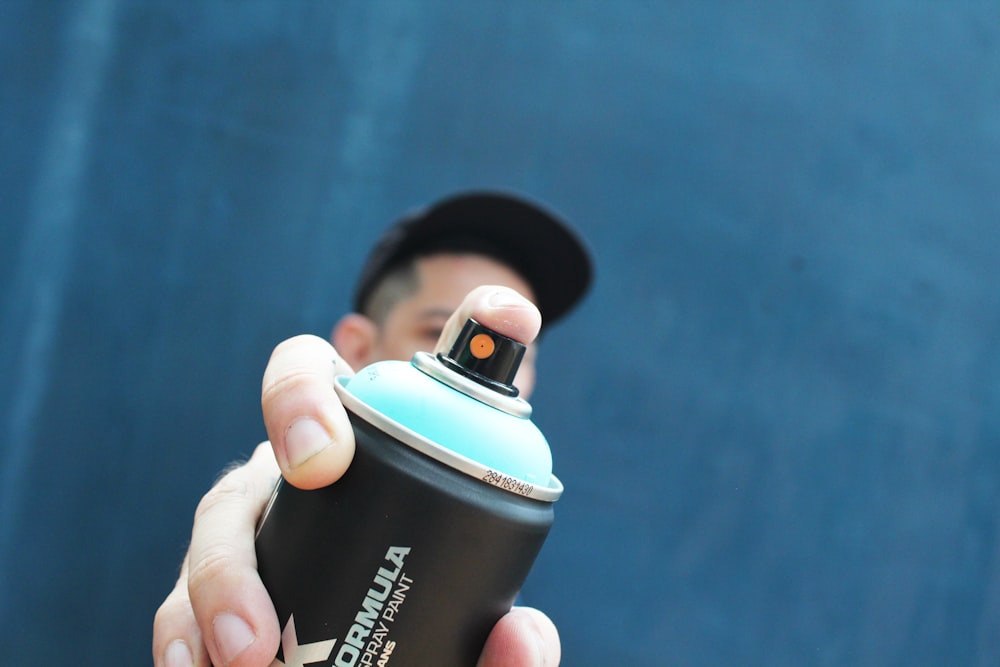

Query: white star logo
left=269, top=614, right=337, bottom=667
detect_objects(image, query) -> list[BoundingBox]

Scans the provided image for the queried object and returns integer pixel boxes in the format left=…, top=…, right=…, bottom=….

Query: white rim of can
left=335, top=377, right=563, bottom=503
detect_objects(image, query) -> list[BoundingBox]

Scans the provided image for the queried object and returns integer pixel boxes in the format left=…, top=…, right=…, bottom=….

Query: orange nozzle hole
left=469, top=333, right=496, bottom=359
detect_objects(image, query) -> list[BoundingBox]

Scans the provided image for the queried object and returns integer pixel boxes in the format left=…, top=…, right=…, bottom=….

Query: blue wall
left=2, top=2, right=998, bottom=665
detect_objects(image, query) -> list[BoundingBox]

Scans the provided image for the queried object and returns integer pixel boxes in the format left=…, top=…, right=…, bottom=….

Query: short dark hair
left=360, top=258, right=420, bottom=326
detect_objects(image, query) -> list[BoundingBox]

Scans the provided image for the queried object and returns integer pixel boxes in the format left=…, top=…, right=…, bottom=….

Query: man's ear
left=331, top=313, right=379, bottom=370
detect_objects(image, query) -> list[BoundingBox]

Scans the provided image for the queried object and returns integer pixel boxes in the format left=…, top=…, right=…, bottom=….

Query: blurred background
left=2, top=2, right=999, bottom=665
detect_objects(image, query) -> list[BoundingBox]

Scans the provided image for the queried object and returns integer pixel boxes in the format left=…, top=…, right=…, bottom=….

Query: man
left=152, top=191, right=592, bottom=667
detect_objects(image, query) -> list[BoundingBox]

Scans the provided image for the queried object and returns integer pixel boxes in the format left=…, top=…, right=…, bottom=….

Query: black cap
left=438, top=318, right=525, bottom=397
left=353, top=191, right=593, bottom=328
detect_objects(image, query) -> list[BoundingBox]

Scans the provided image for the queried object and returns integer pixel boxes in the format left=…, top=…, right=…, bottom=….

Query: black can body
left=255, top=409, right=555, bottom=667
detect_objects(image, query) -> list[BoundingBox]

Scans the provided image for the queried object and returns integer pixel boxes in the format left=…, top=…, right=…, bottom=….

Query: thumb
left=261, top=334, right=357, bottom=490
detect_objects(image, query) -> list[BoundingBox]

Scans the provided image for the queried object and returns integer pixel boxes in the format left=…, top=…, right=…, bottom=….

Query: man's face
left=374, top=253, right=538, bottom=398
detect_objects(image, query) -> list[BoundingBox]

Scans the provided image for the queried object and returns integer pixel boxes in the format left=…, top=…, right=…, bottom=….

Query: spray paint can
left=255, top=318, right=563, bottom=666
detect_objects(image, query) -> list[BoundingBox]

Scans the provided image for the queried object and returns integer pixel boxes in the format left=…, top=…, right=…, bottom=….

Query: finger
left=186, top=443, right=282, bottom=667
left=261, top=334, right=357, bottom=490
left=477, top=607, right=561, bottom=667
left=434, top=286, right=543, bottom=355
left=152, top=556, right=212, bottom=667
left=434, top=286, right=542, bottom=396
left=434, top=285, right=543, bottom=354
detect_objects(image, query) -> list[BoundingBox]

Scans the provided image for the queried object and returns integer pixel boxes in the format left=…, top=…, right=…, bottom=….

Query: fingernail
left=213, top=613, right=256, bottom=664
left=515, top=608, right=548, bottom=666
left=488, top=289, right=528, bottom=308
left=163, top=639, right=194, bottom=667
left=527, top=618, right=547, bottom=665
left=285, top=417, right=331, bottom=469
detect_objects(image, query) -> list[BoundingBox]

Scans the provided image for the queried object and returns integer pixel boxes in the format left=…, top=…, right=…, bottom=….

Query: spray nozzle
left=437, top=319, right=525, bottom=397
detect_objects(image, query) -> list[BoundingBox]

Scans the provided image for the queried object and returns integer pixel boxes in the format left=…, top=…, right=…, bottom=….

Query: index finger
left=434, top=285, right=542, bottom=354
left=185, top=442, right=283, bottom=667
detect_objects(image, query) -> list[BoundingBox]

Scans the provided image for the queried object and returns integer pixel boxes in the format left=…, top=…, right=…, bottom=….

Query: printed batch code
left=482, top=469, right=534, bottom=496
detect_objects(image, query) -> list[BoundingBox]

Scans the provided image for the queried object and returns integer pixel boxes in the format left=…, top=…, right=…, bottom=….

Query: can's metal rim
left=335, top=376, right=563, bottom=502
left=412, top=351, right=532, bottom=418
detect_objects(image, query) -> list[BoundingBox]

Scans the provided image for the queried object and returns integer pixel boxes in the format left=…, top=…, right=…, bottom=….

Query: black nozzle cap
left=437, top=318, right=524, bottom=397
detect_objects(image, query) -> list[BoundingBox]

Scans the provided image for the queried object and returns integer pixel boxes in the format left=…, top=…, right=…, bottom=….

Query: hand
left=152, top=286, right=559, bottom=667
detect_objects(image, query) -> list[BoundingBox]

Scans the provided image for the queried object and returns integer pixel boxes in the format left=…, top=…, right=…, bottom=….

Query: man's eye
left=420, top=328, right=444, bottom=343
